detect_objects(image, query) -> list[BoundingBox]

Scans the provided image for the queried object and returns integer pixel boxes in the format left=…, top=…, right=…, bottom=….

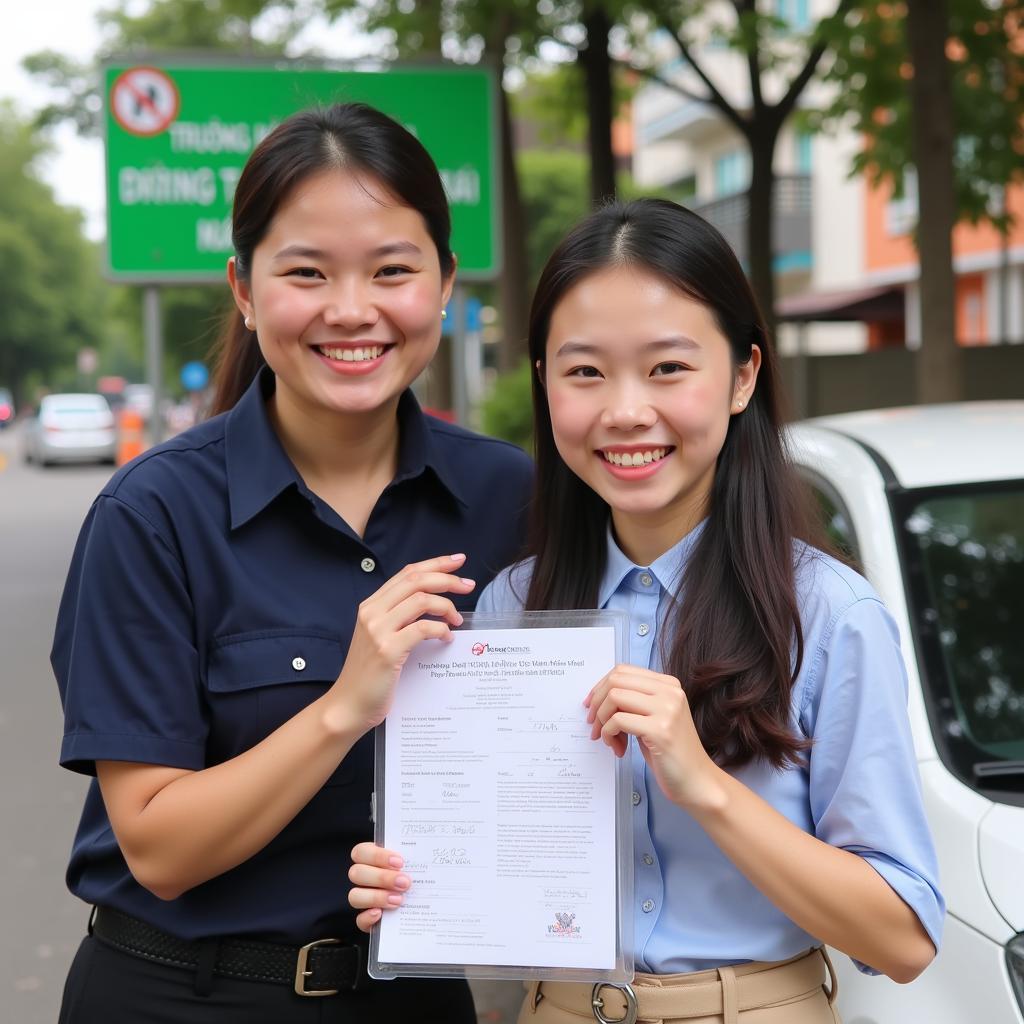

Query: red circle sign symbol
left=110, top=67, right=180, bottom=137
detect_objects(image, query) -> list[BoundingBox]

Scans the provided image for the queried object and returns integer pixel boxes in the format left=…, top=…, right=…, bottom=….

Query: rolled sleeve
left=52, top=494, right=206, bottom=775
left=801, top=597, right=945, bottom=972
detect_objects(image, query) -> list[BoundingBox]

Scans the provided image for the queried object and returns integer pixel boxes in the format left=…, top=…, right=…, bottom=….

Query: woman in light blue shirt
left=349, top=199, right=943, bottom=1023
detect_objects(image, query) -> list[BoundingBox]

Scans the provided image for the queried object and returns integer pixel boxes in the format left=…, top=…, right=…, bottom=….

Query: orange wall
left=865, top=177, right=1024, bottom=273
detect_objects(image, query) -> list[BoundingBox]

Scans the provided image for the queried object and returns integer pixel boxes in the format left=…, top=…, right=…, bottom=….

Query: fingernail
left=388, top=856, right=403, bottom=869
left=370, top=908, right=382, bottom=919
left=454, top=613, right=464, bottom=626
left=387, top=893, right=404, bottom=906
left=395, top=874, right=411, bottom=890
left=450, top=553, right=466, bottom=560
left=460, top=578, right=475, bottom=587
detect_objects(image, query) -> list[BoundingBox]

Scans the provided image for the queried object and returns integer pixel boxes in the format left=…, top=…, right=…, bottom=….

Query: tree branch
left=737, top=0, right=765, bottom=115
left=775, top=0, right=856, bottom=124
left=649, top=1, right=748, bottom=134
left=628, top=62, right=714, bottom=106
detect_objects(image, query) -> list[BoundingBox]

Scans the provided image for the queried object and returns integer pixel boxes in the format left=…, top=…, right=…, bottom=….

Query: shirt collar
left=597, top=519, right=707, bottom=607
left=225, top=368, right=467, bottom=530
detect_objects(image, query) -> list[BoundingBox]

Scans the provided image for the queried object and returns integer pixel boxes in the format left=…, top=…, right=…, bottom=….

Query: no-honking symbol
left=110, top=66, right=180, bottom=137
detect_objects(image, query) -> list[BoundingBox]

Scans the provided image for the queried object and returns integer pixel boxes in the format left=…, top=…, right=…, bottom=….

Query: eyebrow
left=553, top=335, right=701, bottom=359
left=271, top=241, right=423, bottom=261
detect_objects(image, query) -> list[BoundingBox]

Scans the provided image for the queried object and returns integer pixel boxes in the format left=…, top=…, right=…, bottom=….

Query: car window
left=899, top=484, right=1024, bottom=797
left=807, top=480, right=860, bottom=563
left=43, top=396, right=109, bottom=414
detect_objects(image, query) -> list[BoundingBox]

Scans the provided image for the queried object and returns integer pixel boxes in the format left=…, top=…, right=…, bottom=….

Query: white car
left=787, top=401, right=1024, bottom=1023
left=23, top=393, right=117, bottom=466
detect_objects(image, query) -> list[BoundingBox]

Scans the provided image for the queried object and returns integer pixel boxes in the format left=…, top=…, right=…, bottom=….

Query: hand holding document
left=371, top=612, right=633, bottom=982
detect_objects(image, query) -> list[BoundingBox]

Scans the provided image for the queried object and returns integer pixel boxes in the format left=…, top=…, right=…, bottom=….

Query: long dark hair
left=208, top=102, right=454, bottom=414
left=526, top=198, right=824, bottom=770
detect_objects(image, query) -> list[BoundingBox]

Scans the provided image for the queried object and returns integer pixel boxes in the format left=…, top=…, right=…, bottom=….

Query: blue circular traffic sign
left=180, top=361, right=209, bottom=392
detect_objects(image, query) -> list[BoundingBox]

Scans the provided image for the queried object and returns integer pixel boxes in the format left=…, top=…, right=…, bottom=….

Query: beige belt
left=524, top=947, right=838, bottom=1024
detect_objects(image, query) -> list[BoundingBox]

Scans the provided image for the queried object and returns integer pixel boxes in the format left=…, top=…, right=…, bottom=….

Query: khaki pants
left=518, top=948, right=841, bottom=1024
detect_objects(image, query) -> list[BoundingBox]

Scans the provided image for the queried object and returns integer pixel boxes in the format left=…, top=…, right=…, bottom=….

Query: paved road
left=0, top=424, right=523, bottom=1023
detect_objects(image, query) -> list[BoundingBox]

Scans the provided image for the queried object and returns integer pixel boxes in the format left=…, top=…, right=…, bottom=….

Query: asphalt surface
left=0, top=423, right=524, bottom=1023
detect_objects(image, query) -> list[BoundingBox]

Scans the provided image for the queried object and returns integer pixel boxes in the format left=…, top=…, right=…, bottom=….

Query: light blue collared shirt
left=477, top=524, right=944, bottom=974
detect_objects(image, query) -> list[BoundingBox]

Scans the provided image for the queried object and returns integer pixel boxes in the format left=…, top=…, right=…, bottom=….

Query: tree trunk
left=745, top=127, right=778, bottom=343
left=906, top=0, right=962, bottom=402
left=496, top=82, right=530, bottom=371
left=580, top=2, right=616, bottom=206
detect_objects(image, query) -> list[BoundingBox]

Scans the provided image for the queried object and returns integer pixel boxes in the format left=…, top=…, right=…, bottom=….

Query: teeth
left=604, top=448, right=667, bottom=467
left=319, top=345, right=385, bottom=362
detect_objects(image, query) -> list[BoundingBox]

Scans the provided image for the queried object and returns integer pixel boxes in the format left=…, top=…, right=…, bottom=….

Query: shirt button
left=642, top=853, right=654, bottom=866
left=360, top=557, right=376, bottom=573
left=640, top=573, right=653, bottom=587
left=637, top=623, right=650, bottom=637
left=292, top=657, right=306, bottom=671
left=642, top=899, right=656, bottom=913
left=632, top=791, right=641, bottom=807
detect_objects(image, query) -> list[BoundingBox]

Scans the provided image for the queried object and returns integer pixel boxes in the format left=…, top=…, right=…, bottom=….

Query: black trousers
left=59, top=935, right=477, bottom=1024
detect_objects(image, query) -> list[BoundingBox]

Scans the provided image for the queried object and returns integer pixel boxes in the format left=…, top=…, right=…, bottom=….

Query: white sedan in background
left=23, top=393, right=117, bottom=466
left=787, top=401, right=1024, bottom=1024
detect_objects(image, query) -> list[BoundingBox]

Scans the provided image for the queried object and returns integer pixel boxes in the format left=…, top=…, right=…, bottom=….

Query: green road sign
left=103, top=62, right=499, bottom=282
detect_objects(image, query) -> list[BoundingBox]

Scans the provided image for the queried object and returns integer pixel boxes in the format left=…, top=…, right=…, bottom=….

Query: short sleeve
left=800, top=597, right=945, bottom=972
left=52, top=494, right=206, bottom=775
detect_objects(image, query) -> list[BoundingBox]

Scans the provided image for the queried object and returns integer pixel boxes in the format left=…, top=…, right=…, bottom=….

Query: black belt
left=91, top=906, right=367, bottom=997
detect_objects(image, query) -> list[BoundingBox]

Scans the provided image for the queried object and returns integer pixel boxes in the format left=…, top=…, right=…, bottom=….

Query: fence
left=780, top=344, right=1024, bottom=420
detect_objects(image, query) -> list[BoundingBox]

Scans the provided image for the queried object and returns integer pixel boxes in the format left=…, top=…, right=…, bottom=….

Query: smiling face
left=228, top=167, right=454, bottom=425
left=543, top=264, right=760, bottom=563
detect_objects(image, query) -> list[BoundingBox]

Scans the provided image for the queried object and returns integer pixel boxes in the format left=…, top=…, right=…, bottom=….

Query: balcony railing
left=689, top=174, right=812, bottom=270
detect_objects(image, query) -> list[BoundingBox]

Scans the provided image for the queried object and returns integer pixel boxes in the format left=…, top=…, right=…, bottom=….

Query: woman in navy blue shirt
left=52, top=103, right=532, bottom=1023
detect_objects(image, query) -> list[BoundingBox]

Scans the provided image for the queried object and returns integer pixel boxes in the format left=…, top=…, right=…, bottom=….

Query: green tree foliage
left=819, top=0, right=1024, bottom=232
left=480, top=358, right=533, bottom=451
left=518, top=150, right=591, bottom=290
left=24, top=0, right=310, bottom=137
left=0, top=105, right=107, bottom=403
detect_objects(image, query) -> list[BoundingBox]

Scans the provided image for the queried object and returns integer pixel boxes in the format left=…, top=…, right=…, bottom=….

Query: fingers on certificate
left=334, top=555, right=476, bottom=729
left=349, top=844, right=413, bottom=932
left=587, top=666, right=686, bottom=743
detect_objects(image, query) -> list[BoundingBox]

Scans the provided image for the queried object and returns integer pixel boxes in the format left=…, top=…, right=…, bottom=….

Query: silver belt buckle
left=294, top=937, right=341, bottom=996
left=592, top=982, right=638, bottom=1024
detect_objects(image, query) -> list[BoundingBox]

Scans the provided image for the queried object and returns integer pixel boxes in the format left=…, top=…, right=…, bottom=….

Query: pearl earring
left=441, top=309, right=448, bottom=321
left=244, top=316, right=254, bottom=330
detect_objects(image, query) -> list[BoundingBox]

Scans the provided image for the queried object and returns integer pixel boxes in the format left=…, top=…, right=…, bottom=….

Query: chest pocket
left=206, top=631, right=357, bottom=786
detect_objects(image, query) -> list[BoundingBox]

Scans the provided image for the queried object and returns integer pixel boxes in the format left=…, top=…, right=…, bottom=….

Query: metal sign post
left=143, top=286, right=163, bottom=445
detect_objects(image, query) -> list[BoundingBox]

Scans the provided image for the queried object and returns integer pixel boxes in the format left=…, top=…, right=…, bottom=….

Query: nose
left=599, top=383, right=658, bottom=432
left=323, top=278, right=379, bottom=329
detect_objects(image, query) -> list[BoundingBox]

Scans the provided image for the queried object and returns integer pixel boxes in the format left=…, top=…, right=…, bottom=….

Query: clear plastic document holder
left=369, top=609, right=634, bottom=984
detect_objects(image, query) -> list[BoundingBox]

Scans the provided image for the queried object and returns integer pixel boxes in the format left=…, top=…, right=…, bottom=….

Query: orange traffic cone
left=116, top=408, right=146, bottom=466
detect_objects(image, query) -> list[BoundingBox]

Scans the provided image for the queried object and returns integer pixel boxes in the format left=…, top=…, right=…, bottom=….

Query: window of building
left=713, top=150, right=750, bottom=197
left=886, top=166, right=918, bottom=236
left=795, top=132, right=813, bottom=174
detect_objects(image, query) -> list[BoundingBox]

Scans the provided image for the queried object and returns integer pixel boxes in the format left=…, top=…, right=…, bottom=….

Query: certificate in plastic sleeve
left=369, top=610, right=634, bottom=983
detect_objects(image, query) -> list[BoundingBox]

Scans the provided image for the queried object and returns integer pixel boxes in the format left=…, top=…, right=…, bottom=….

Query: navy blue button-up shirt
left=52, top=369, right=533, bottom=944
